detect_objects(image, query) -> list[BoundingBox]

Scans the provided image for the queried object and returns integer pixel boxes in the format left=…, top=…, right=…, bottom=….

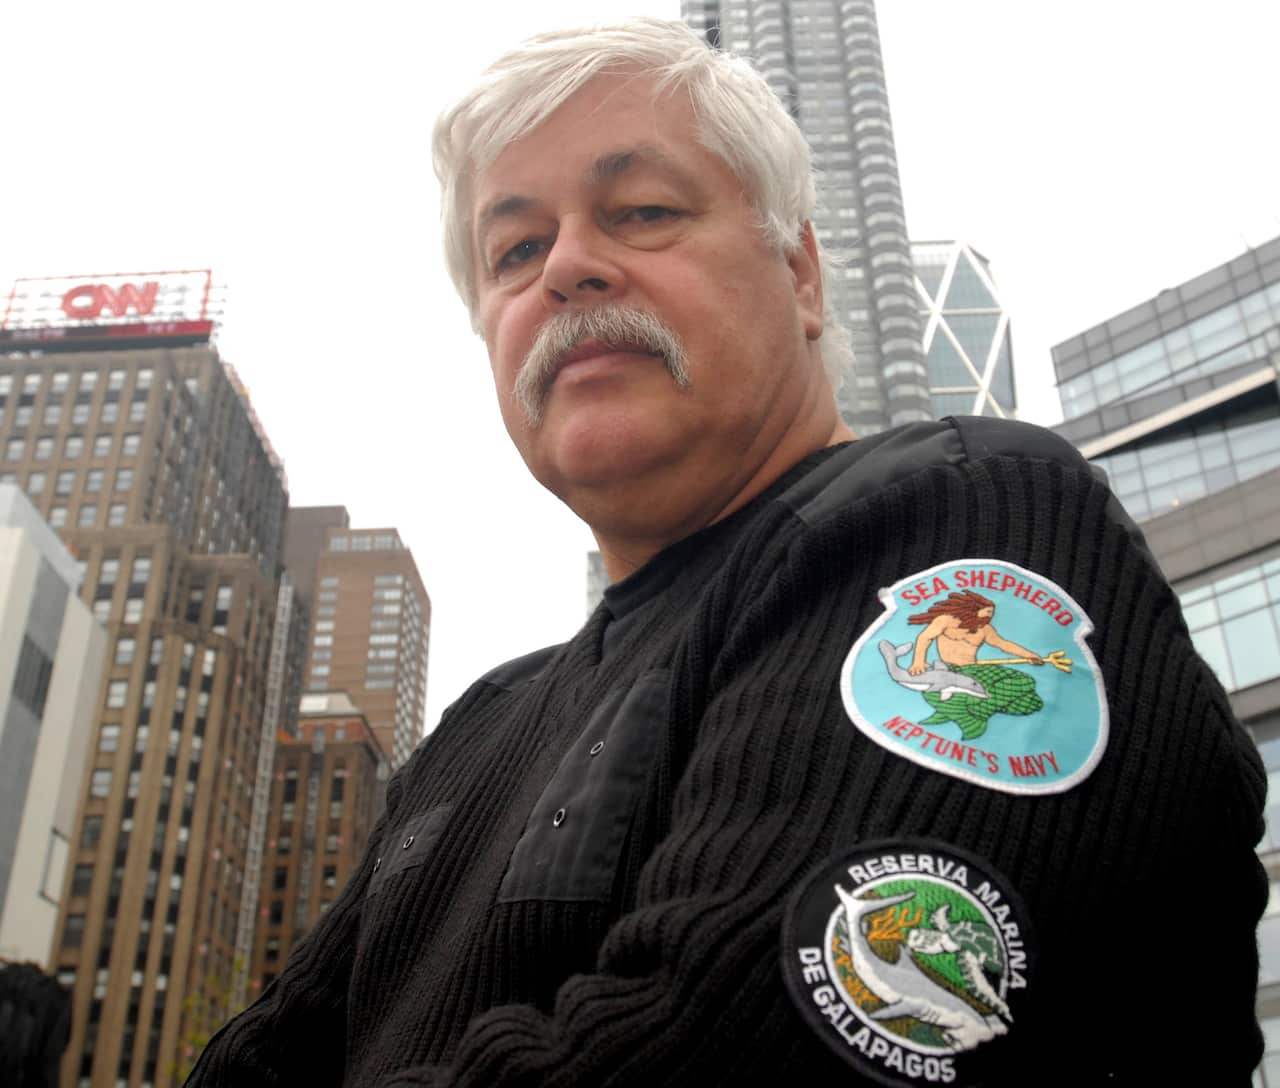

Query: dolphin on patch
left=878, top=641, right=990, bottom=701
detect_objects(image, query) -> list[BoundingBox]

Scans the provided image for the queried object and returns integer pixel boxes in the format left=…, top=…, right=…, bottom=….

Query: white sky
left=3, top=1, right=1278, bottom=734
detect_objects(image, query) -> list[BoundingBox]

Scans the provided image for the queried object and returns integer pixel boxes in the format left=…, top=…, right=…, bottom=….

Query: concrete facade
left=0, top=485, right=106, bottom=965
left=1050, top=232, right=1280, bottom=1083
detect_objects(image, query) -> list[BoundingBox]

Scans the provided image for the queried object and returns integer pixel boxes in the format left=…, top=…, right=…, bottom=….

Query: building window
left=64, top=435, right=84, bottom=458
left=93, top=435, right=111, bottom=457
left=314, top=621, right=335, bottom=633
left=106, top=680, right=128, bottom=708
left=268, top=900, right=283, bottom=925
left=123, top=598, right=143, bottom=624
left=4, top=439, right=22, bottom=462
left=85, top=469, right=103, bottom=493
left=98, top=724, right=120, bottom=752
left=98, top=557, right=119, bottom=585
left=319, top=576, right=339, bottom=588
left=48, top=506, right=67, bottom=528
left=71, top=403, right=90, bottom=425
left=70, top=864, right=94, bottom=897
left=34, top=437, right=54, bottom=460
left=101, top=402, right=118, bottom=424
left=63, top=914, right=86, bottom=947
left=26, top=470, right=46, bottom=495
left=90, top=769, right=112, bottom=798
left=277, top=834, right=291, bottom=853
left=55, top=470, right=75, bottom=495
left=322, top=865, right=337, bottom=889
left=108, top=503, right=127, bottom=527
left=115, top=468, right=134, bottom=492
left=325, top=834, right=338, bottom=853
left=115, top=637, right=136, bottom=666
left=77, top=504, right=98, bottom=528
left=122, top=433, right=141, bottom=456
left=80, top=815, right=103, bottom=849
left=128, top=400, right=147, bottom=423
left=272, top=867, right=287, bottom=891
left=265, top=937, right=280, bottom=962
left=12, top=637, right=54, bottom=718
left=313, top=635, right=333, bottom=647
left=91, top=599, right=111, bottom=624
left=107, top=369, right=126, bottom=391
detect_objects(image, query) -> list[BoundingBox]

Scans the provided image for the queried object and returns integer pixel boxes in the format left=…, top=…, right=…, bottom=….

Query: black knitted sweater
left=188, top=418, right=1266, bottom=1086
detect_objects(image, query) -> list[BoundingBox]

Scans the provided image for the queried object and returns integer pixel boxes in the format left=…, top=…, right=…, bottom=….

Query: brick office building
left=0, top=271, right=289, bottom=1087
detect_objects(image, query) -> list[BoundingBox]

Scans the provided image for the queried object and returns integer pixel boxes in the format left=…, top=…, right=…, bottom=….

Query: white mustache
left=514, top=305, right=690, bottom=425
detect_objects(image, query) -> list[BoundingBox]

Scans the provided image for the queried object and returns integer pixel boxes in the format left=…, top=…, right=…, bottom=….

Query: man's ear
left=788, top=221, right=825, bottom=341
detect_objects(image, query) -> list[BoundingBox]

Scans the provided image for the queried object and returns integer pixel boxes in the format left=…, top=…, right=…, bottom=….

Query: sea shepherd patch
left=781, top=840, right=1034, bottom=1087
left=841, top=559, right=1106, bottom=795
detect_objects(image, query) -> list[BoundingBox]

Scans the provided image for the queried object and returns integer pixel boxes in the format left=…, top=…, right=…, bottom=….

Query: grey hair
left=431, top=16, right=853, bottom=388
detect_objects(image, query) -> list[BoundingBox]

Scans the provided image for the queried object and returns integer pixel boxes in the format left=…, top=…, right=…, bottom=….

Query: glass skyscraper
left=912, top=240, right=1017, bottom=419
left=682, top=0, right=931, bottom=434
left=1051, top=233, right=1280, bottom=1082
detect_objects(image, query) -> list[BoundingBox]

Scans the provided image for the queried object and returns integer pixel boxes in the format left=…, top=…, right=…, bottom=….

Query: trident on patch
left=982, top=649, right=1073, bottom=673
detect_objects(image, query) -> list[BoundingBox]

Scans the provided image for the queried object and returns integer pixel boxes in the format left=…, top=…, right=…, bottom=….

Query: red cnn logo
left=61, top=282, right=160, bottom=320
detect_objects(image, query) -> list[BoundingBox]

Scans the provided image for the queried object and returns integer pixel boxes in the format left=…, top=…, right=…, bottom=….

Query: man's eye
left=620, top=206, right=680, bottom=225
left=496, top=239, right=544, bottom=272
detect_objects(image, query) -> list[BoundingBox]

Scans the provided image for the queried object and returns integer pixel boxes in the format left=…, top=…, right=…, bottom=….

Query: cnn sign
left=1, top=270, right=213, bottom=330
left=61, top=281, right=159, bottom=320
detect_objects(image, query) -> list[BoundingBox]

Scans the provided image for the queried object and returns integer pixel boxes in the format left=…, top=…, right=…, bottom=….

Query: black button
left=552, top=807, right=567, bottom=827
left=403, top=835, right=414, bottom=849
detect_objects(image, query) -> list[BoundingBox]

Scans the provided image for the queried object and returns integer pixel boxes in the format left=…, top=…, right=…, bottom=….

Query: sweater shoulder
left=780, top=415, right=1091, bottom=526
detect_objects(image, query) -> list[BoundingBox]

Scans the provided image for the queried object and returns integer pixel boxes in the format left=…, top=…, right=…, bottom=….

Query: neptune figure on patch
left=879, top=590, right=1049, bottom=742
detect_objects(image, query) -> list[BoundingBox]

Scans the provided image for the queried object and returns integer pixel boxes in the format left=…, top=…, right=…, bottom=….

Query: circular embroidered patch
left=841, top=559, right=1107, bottom=794
left=781, top=840, right=1034, bottom=1087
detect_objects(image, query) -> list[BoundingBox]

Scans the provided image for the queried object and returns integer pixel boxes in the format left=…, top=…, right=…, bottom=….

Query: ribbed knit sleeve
left=371, top=452, right=1266, bottom=1086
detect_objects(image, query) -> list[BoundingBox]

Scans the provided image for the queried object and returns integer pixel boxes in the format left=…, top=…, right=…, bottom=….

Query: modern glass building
left=912, top=240, right=1017, bottom=419
left=682, top=0, right=932, bottom=434
left=1051, top=232, right=1280, bottom=1083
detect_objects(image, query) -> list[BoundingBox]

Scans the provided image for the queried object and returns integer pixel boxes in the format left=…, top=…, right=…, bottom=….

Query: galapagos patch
left=781, top=840, right=1034, bottom=1087
left=841, top=559, right=1106, bottom=795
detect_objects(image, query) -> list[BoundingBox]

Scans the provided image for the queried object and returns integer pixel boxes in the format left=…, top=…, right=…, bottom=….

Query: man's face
left=470, top=72, right=825, bottom=515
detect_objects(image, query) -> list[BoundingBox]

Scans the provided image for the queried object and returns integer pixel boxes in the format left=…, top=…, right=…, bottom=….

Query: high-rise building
left=586, top=549, right=607, bottom=616
left=1049, top=234, right=1280, bottom=1082
left=247, top=692, right=382, bottom=993
left=303, top=523, right=430, bottom=769
left=0, top=485, right=107, bottom=965
left=912, top=240, right=1017, bottom=419
left=682, top=0, right=931, bottom=433
left=0, top=270, right=289, bottom=1088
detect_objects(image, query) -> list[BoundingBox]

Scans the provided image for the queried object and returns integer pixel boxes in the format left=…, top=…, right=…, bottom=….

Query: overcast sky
left=3, top=1, right=1278, bottom=734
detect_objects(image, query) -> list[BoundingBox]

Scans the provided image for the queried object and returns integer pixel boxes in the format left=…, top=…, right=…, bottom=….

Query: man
left=190, top=19, right=1264, bottom=1086
left=906, top=590, right=1042, bottom=674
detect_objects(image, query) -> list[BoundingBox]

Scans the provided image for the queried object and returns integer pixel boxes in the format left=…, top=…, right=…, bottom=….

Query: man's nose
left=541, top=218, right=625, bottom=307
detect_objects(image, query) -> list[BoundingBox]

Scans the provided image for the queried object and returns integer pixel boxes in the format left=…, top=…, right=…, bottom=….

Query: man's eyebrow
left=476, top=146, right=700, bottom=237
left=587, top=145, right=692, bottom=186
left=477, top=194, right=536, bottom=235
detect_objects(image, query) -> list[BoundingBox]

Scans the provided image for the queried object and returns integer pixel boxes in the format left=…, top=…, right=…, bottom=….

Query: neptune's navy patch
left=781, top=840, right=1034, bottom=1087
left=841, top=560, right=1106, bottom=794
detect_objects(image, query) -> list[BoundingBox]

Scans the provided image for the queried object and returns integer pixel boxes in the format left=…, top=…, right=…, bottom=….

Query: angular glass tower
left=682, top=0, right=931, bottom=434
left=912, top=240, right=1017, bottom=419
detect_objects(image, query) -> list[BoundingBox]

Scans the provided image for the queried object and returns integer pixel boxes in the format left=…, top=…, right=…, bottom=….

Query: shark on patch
left=841, top=560, right=1107, bottom=795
